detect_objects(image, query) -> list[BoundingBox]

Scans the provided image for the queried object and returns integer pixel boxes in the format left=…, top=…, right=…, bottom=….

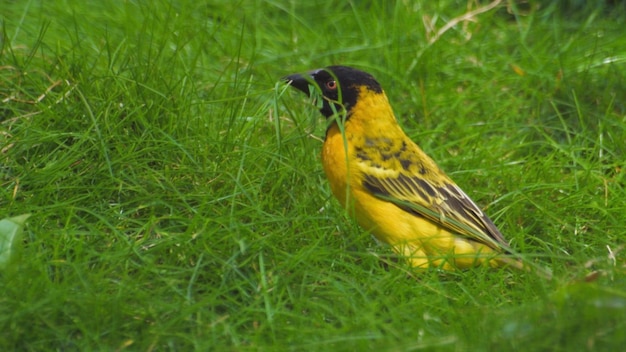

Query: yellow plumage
left=284, top=65, right=541, bottom=273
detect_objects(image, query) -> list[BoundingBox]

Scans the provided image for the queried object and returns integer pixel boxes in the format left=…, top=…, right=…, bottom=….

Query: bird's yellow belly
left=351, top=189, right=499, bottom=269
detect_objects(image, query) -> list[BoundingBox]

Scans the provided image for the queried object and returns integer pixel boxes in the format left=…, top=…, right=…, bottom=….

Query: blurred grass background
left=1, top=0, right=625, bottom=350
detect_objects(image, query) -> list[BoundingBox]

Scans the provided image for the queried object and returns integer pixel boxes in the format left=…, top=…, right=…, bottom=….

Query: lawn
left=2, top=0, right=625, bottom=350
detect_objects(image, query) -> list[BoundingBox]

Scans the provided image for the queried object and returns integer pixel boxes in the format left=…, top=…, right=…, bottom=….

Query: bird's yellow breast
left=321, top=88, right=407, bottom=227
left=321, top=122, right=351, bottom=209
left=321, top=87, right=406, bottom=210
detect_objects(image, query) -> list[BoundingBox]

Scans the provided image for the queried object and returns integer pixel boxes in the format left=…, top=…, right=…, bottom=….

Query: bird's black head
left=283, top=65, right=383, bottom=118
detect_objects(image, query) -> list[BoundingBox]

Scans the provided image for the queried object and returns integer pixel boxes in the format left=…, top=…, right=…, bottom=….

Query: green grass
left=2, top=0, right=626, bottom=350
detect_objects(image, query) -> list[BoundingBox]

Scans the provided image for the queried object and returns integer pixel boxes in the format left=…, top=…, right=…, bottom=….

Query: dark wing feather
left=357, top=140, right=510, bottom=252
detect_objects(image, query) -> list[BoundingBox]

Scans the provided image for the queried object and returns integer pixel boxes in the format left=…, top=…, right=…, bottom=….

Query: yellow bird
left=284, top=65, right=536, bottom=272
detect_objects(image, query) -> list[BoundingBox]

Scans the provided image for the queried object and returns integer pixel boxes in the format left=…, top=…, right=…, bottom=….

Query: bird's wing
left=357, top=141, right=510, bottom=251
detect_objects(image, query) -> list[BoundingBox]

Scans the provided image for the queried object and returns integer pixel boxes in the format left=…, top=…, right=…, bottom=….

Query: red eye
left=325, top=80, right=337, bottom=90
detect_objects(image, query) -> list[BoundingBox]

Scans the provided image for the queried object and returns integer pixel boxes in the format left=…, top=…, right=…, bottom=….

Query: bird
left=283, top=65, right=541, bottom=273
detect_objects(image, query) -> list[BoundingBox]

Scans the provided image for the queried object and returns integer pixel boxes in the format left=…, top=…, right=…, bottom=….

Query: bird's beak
left=283, top=71, right=317, bottom=97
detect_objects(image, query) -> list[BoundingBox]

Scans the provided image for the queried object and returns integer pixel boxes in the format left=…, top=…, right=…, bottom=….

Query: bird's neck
left=347, top=90, right=400, bottom=136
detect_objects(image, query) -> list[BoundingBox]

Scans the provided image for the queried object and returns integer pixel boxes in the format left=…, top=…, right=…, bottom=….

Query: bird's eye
left=325, top=80, right=337, bottom=90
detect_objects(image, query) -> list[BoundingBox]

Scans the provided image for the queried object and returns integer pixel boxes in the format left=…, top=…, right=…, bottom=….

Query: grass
left=1, top=0, right=626, bottom=350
